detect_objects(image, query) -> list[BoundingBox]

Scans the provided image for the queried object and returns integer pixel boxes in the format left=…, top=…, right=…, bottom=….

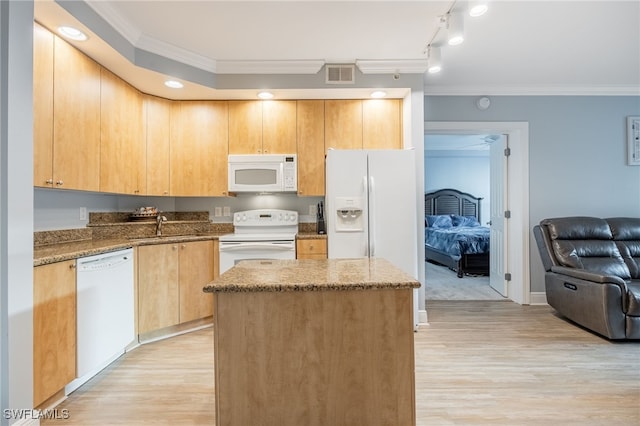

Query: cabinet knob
left=134, top=189, right=140, bottom=194
left=55, top=180, right=64, bottom=186
left=181, top=244, right=186, bottom=249
left=69, top=263, right=76, bottom=269
left=45, top=179, right=53, bottom=185
left=172, top=245, right=178, bottom=250
left=163, top=191, right=168, bottom=195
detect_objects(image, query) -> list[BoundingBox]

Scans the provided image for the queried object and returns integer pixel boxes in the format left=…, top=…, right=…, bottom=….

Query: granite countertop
left=34, top=233, right=225, bottom=266
left=203, top=258, right=420, bottom=293
left=295, top=233, right=327, bottom=240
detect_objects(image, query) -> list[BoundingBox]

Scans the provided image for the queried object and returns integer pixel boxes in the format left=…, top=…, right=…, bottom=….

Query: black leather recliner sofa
left=534, top=216, right=640, bottom=339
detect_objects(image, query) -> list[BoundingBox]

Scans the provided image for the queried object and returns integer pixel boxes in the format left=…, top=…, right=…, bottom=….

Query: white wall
left=424, top=95, right=640, bottom=293
left=2, top=1, right=35, bottom=422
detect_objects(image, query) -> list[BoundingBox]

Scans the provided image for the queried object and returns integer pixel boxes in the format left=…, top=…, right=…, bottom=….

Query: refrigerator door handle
left=363, top=175, right=369, bottom=256
left=369, top=175, right=376, bottom=257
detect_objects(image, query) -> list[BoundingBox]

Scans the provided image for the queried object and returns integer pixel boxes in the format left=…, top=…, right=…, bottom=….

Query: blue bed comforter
left=425, top=226, right=490, bottom=260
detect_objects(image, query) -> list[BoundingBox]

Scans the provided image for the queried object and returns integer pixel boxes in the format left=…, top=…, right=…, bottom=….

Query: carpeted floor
left=425, top=261, right=506, bottom=301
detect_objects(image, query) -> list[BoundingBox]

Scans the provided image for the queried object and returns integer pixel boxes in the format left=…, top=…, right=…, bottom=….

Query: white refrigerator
left=326, top=149, right=419, bottom=327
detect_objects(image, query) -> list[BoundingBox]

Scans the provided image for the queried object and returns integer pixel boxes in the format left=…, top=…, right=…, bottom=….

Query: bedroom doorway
left=424, top=121, right=531, bottom=305
left=424, top=134, right=503, bottom=300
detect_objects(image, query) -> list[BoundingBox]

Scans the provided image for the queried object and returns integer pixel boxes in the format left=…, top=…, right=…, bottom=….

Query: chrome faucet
left=156, top=214, right=167, bottom=236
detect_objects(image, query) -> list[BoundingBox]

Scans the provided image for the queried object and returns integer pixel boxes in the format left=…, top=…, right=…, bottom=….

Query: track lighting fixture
left=427, top=46, right=442, bottom=74
left=447, top=12, right=465, bottom=46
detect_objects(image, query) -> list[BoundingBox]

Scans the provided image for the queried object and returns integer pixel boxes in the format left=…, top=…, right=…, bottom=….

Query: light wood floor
left=43, top=301, right=640, bottom=425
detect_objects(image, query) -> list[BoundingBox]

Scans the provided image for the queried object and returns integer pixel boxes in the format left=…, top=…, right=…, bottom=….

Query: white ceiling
left=34, top=0, right=640, bottom=99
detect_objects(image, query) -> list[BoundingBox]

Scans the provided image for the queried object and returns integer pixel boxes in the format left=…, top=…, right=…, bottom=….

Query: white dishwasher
left=68, top=248, right=135, bottom=393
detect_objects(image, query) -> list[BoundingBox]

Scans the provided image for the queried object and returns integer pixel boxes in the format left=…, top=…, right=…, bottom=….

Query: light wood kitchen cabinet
left=170, top=101, right=229, bottom=196
left=100, top=68, right=145, bottom=194
left=363, top=99, right=402, bottom=149
left=33, top=23, right=55, bottom=188
left=229, top=100, right=297, bottom=154
left=325, top=99, right=363, bottom=150
left=33, top=260, right=76, bottom=407
left=144, top=95, right=171, bottom=196
left=296, top=100, right=325, bottom=196
left=138, top=244, right=180, bottom=334
left=179, top=241, right=215, bottom=323
left=262, top=100, right=297, bottom=154
left=138, top=241, right=215, bottom=334
left=296, top=239, right=327, bottom=259
left=228, top=100, right=262, bottom=154
left=52, top=35, right=101, bottom=191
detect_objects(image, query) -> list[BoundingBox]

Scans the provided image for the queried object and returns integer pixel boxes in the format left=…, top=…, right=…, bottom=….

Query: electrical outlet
left=309, top=204, right=317, bottom=216
left=79, top=207, right=87, bottom=221
left=214, top=207, right=222, bottom=217
left=223, top=206, right=231, bottom=217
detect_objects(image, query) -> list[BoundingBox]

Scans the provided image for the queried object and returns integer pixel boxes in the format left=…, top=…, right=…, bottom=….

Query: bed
left=424, top=188, right=490, bottom=278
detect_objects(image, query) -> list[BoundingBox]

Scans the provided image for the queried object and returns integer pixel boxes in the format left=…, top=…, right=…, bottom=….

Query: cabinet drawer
left=296, top=239, right=327, bottom=259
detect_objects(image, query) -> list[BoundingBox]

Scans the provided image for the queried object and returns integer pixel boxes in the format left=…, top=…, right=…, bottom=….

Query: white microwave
left=228, top=154, right=297, bottom=193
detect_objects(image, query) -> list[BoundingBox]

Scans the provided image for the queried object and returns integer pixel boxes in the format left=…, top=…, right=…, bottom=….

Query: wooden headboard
left=424, top=188, right=483, bottom=222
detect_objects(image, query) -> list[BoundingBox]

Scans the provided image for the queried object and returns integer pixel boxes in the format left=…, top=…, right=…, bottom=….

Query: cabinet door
left=170, top=101, right=229, bottom=196
left=296, top=239, right=327, bottom=259
left=262, top=100, right=297, bottom=154
left=34, top=260, right=76, bottom=407
left=138, top=244, right=180, bottom=334
left=296, top=100, right=325, bottom=196
left=33, top=23, right=54, bottom=188
left=100, top=68, right=145, bottom=194
left=363, top=99, right=402, bottom=149
left=53, top=36, right=101, bottom=191
left=228, top=100, right=262, bottom=154
left=144, top=95, right=171, bottom=196
left=325, top=100, right=363, bottom=150
left=179, top=241, right=215, bottom=323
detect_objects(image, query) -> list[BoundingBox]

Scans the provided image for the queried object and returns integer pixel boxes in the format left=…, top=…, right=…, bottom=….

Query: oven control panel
left=233, top=209, right=298, bottom=227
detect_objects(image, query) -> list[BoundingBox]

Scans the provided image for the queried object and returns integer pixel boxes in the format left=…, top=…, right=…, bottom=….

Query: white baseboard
left=529, top=292, right=548, bottom=305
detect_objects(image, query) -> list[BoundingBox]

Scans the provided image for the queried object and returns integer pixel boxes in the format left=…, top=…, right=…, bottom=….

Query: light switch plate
left=79, top=207, right=87, bottom=221
left=223, top=206, right=231, bottom=216
left=214, top=207, right=222, bottom=217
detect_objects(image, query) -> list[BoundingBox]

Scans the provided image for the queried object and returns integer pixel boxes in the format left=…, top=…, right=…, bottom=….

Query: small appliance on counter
left=316, top=201, right=326, bottom=234
left=129, top=206, right=158, bottom=221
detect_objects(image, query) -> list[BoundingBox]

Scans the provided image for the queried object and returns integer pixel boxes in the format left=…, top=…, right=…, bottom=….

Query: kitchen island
left=203, top=258, right=420, bottom=426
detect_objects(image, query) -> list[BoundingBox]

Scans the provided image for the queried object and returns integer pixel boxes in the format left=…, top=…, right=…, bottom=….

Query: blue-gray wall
left=425, top=95, right=640, bottom=293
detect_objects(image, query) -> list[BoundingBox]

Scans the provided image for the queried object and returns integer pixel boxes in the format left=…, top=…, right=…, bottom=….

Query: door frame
left=425, top=121, right=530, bottom=304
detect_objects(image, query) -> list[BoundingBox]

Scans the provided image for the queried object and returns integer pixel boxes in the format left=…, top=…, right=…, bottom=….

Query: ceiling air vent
left=326, top=65, right=355, bottom=84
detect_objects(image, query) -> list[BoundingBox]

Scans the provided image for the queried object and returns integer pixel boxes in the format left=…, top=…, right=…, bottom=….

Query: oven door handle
left=219, top=243, right=294, bottom=252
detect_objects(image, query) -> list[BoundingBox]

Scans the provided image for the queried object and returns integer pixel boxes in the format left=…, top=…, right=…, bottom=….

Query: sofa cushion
left=551, top=240, right=630, bottom=279
left=608, top=218, right=640, bottom=279
left=543, top=217, right=612, bottom=240
left=626, top=281, right=640, bottom=316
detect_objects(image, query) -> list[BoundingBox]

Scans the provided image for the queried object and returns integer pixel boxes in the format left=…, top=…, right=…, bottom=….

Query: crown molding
left=85, top=0, right=140, bottom=45
left=215, top=60, right=325, bottom=75
left=423, top=84, right=640, bottom=96
left=356, top=59, right=428, bottom=74
left=136, top=34, right=217, bottom=73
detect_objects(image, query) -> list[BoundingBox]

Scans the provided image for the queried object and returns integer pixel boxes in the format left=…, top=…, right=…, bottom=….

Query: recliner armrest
left=550, top=265, right=626, bottom=285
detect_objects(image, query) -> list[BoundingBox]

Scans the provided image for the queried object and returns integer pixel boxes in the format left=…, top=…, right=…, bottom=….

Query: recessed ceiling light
left=58, top=26, right=88, bottom=41
left=258, top=91, right=274, bottom=99
left=164, top=80, right=184, bottom=89
left=370, top=91, right=387, bottom=98
left=469, top=1, right=488, bottom=17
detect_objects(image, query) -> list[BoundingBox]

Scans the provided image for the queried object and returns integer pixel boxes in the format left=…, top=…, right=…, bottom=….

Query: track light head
left=447, top=12, right=465, bottom=46
left=427, top=46, right=442, bottom=74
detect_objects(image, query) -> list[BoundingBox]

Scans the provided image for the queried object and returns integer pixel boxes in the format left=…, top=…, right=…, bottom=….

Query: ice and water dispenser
left=334, top=197, right=364, bottom=232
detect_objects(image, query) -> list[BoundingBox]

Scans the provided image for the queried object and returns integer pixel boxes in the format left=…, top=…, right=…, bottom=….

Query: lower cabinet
left=296, top=239, right=327, bottom=259
left=33, top=260, right=77, bottom=407
left=138, top=240, right=215, bottom=334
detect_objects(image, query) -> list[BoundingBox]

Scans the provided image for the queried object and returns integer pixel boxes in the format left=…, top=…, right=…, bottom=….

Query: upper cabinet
left=325, top=100, right=363, bottom=150
left=296, top=100, right=325, bottom=196
left=52, top=35, right=101, bottom=191
left=362, top=99, right=402, bottom=150
left=33, top=23, right=55, bottom=188
left=144, top=95, right=171, bottom=196
left=100, top=68, right=145, bottom=194
left=170, top=101, right=229, bottom=196
left=262, top=100, right=297, bottom=154
left=229, top=100, right=296, bottom=154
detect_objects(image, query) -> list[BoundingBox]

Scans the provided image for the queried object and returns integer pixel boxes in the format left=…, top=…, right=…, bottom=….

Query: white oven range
left=219, top=209, right=298, bottom=274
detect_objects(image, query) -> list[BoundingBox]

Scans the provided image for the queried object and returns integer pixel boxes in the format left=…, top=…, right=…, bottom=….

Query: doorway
left=425, top=122, right=530, bottom=305
left=424, top=133, right=504, bottom=300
